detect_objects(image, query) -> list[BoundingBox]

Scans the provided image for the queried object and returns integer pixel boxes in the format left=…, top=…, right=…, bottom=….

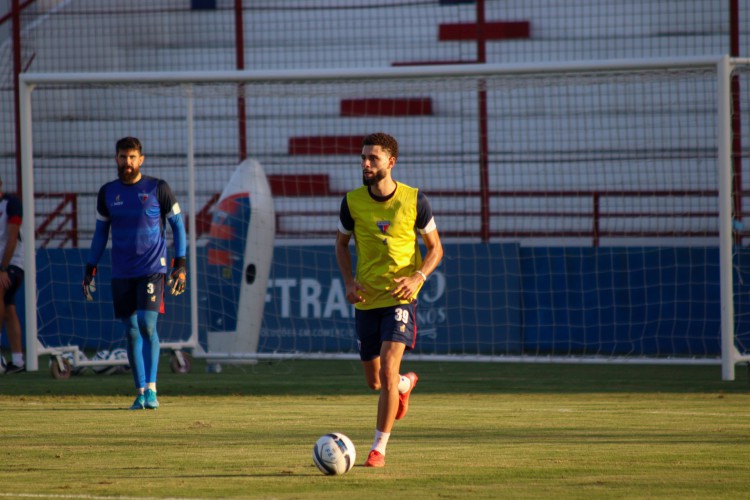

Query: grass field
left=2, top=357, right=750, bottom=499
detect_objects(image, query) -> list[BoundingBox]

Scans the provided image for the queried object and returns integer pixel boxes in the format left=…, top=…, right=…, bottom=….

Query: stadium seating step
left=340, top=98, right=433, bottom=117
left=288, top=136, right=364, bottom=155
left=439, top=21, right=530, bottom=41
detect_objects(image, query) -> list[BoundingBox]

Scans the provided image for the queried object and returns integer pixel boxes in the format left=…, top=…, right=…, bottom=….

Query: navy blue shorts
left=111, top=273, right=165, bottom=319
left=355, top=301, right=418, bottom=361
left=3, top=265, right=24, bottom=306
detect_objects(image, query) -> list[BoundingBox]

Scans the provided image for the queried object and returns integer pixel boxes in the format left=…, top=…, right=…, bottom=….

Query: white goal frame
left=18, top=55, right=750, bottom=379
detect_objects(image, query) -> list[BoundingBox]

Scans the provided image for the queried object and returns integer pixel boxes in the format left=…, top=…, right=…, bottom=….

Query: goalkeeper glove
left=82, top=264, right=97, bottom=302
left=167, top=257, right=187, bottom=296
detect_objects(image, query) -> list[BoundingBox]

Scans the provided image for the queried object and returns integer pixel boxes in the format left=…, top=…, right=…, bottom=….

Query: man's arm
left=335, top=230, right=366, bottom=304
left=87, top=219, right=110, bottom=266
left=167, top=213, right=187, bottom=295
left=157, top=178, right=188, bottom=295
left=0, top=195, right=22, bottom=276
left=158, top=179, right=186, bottom=259
left=82, top=219, right=110, bottom=301
left=88, top=186, right=111, bottom=267
left=414, top=191, right=443, bottom=280
left=0, top=221, right=20, bottom=289
left=418, top=227, right=443, bottom=279
left=390, top=227, right=444, bottom=301
left=0, top=221, right=19, bottom=270
left=167, top=213, right=187, bottom=260
left=391, top=191, right=444, bottom=300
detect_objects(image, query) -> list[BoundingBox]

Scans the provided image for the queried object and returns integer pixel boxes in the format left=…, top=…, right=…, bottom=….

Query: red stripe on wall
left=288, top=136, right=363, bottom=155
left=340, top=98, right=433, bottom=117
left=439, top=21, right=530, bottom=41
left=268, top=174, right=331, bottom=196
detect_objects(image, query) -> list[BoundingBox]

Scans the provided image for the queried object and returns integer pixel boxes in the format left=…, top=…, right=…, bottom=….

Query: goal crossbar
left=19, top=56, right=728, bottom=86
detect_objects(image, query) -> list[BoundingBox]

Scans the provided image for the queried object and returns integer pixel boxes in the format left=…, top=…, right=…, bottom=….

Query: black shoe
left=5, top=362, right=25, bottom=374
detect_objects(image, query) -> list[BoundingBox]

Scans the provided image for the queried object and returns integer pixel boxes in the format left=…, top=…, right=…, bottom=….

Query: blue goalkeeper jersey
left=95, top=175, right=181, bottom=278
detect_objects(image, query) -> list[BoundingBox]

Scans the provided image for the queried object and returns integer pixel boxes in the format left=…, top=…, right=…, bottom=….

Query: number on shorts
left=146, top=283, right=155, bottom=295
left=394, top=308, right=409, bottom=324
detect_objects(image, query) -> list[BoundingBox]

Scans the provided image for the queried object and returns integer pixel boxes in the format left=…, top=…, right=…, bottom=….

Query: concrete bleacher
left=0, top=0, right=741, bottom=246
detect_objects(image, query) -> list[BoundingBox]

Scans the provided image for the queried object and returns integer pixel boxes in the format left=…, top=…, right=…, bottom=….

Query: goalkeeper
left=82, top=137, right=187, bottom=410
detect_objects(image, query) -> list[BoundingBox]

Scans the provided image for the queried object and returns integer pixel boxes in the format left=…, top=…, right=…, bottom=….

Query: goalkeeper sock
left=12, top=353, right=24, bottom=367
left=138, top=310, right=160, bottom=385
left=371, top=430, right=390, bottom=455
left=124, top=316, right=146, bottom=389
left=397, top=374, right=411, bottom=394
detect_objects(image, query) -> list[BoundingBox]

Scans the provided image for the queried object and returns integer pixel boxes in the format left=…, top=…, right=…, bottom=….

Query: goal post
left=17, top=56, right=750, bottom=379
left=18, top=78, right=204, bottom=372
left=717, top=55, right=750, bottom=381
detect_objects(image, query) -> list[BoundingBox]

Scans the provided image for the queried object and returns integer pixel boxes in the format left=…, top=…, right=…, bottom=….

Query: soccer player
left=0, top=175, right=26, bottom=374
left=82, top=137, right=187, bottom=410
left=335, top=132, right=444, bottom=468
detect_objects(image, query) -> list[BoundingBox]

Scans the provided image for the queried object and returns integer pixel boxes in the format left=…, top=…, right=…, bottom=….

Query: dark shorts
left=3, top=265, right=24, bottom=306
left=111, top=273, right=165, bottom=319
left=355, top=301, right=418, bottom=361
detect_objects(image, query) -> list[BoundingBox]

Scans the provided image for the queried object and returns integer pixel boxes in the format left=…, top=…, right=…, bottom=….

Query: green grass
left=2, top=358, right=750, bottom=499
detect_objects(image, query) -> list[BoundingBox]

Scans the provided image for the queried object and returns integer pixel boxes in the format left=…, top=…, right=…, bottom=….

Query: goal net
left=17, top=57, right=750, bottom=379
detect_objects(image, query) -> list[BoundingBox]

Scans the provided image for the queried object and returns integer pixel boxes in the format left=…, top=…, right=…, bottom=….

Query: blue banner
left=23, top=244, right=730, bottom=358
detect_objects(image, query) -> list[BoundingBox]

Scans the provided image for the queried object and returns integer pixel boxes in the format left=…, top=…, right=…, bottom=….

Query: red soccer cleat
left=364, top=450, right=385, bottom=468
left=395, top=372, right=419, bottom=420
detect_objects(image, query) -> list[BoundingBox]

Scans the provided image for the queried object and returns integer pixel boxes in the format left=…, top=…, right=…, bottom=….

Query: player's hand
left=0, top=268, right=11, bottom=290
left=391, top=275, right=422, bottom=301
left=82, top=264, right=97, bottom=301
left=345, top=280, right=367, bottom=304
left=167, top=257, right=187, bottom=296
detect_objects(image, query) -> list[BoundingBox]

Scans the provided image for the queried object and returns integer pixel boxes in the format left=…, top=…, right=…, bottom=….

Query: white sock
left=371, top=430, right=390, bottom=455
left=12, top=353, right=24, bottom=366
left=397, top=374, right=411, bottom=394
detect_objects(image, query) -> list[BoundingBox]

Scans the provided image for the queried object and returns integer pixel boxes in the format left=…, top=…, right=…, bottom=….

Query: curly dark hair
left=362, top=132, right=398, bottom=159
left=116, top=136, right=143, bottom=154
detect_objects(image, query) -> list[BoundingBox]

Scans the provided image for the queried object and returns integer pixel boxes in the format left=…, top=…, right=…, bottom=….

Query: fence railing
left=36, top=189, right=721, bottom=248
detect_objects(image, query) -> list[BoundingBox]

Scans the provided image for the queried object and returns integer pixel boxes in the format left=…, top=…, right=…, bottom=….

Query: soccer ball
left=312, top=433, right=356, bottom=475
left=110, top=348, right=131, bottom=374
left=92, top=350, right=118, bottom=375
left=65, top=352, right=88, bottom=375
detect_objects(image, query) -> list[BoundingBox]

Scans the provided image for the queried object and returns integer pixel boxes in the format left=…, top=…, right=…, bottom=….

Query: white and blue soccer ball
left=312, top=432, right=356, bottom=475
left=72, top=352, right=90, bottom=375
left=92, top=348, right=131, bottom=375
left=92, top=350, right=117, bottom=375
left=110, top=348, right=131, bottom=374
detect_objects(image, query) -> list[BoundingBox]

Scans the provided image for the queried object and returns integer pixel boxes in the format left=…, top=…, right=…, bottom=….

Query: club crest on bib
left=138, top=192, right=149, bottom=204
left=377, top=220, right=390, bottom=245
